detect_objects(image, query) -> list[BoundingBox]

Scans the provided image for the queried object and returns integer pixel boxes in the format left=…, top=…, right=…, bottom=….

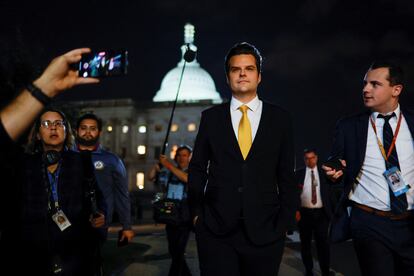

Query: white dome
left=153, top=60, right=222, bottom=103
left=153, top=23, right=222, bottom=103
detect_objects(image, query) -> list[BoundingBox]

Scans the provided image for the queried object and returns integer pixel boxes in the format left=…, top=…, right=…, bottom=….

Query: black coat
left=188, top=101, right=299, bottom=246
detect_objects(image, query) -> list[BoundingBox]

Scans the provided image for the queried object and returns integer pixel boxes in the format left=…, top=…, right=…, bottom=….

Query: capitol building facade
left=69, top=24, right=223, bottom=192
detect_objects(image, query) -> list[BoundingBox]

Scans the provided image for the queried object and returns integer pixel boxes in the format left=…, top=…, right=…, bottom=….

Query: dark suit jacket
left=188, top=101, right=298, bottom=246
left=19, top=150, right=105, bottom=274
left=329, top=107, right=414, bottom=221
left=295, top=166, right=333, bottom=219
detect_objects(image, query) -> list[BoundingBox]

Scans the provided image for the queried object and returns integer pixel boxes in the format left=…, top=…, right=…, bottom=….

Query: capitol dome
left=153, top=24, right=222, bottom=103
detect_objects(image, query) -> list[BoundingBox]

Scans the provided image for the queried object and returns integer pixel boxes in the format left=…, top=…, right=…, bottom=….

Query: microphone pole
left=161, top=44, right=196, bottom=155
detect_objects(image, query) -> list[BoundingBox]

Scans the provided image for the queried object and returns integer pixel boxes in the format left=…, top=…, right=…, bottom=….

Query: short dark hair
left=174, top=145, right=192, bottom=161
left=369, top=60, right=404, bottom=86
left=76, top=113, right=103, bottom=131
left=303, top=148, right=317, bottom=155
left=224, top=42, right=262, bottom=75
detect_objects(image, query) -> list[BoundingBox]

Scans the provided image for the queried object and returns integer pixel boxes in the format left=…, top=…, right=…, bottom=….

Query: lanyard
left=369, top=111, right=403, bottom=162
left=47, top=163, right=61, bottom=209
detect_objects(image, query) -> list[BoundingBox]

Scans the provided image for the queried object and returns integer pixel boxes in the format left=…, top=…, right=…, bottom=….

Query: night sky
left=3, top=0, right=414, bottom=163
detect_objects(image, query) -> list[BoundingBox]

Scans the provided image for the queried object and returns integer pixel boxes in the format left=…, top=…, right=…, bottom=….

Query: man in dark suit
left=323, top=61, right=414, bottom=276
left=188, top=42, right=298, bottom=276
left=296, top=149, right=332, bottom=276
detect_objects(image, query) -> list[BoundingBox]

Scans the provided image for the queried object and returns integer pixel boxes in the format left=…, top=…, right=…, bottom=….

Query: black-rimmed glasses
left=40, top=120, right=65, bottom=129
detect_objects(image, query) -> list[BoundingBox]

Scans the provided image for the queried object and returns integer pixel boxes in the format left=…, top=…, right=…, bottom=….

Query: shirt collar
left=230, top=95, right=260, bottom=112
left=372, top=104, right=400, bottom=122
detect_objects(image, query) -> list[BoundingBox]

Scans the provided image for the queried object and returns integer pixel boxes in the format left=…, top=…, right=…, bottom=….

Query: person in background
left=74, top=113, right=134, bottom=273
left=20, top=108, right=106, bottom=275
left=295, top=149, right=332, bottom=276
left=75, top=113, right=134, bottom=242
left=149, top=145, right=193, bottom=276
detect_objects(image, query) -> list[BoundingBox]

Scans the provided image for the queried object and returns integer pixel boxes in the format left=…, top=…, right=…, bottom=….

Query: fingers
left=74, top=77, right=100, bottom=85
left=325, top=169, right=343, bottom=181
left=90, top=213, right=105, bottom=228
left=321, top=165, right=331, bottom=172
left=63, top=48, right=92, bottom=64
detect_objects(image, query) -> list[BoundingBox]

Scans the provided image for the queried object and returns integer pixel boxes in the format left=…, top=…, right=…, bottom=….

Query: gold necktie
left=238, top=105, right=252, bottom=160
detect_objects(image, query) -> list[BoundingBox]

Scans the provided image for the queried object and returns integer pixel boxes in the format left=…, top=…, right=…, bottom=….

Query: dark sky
left=3, top=0, right=414, bottom=163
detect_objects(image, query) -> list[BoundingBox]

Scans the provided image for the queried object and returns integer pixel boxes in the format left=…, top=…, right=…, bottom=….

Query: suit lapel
left=222, top=103, right=244, bottom=160
left=245, top=102, right=267, bottom=161
left=356, top=112, right=370, bottom=167
left=402, top=108, right=414, bottom=137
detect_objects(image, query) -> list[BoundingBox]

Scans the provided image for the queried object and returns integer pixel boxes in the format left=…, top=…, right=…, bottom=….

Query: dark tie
left=378, top=113, right=408, bottom=214
left=311, top=170, right=317, bottom=205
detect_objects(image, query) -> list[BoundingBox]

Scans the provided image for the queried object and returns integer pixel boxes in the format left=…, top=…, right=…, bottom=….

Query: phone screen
left=79, top=50, right=128, bottom=78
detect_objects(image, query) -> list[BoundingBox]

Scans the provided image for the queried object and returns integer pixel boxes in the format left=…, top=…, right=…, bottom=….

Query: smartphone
left=117, top=230, right=128, bottom=247
left=79, top=50, right=128, bottom=78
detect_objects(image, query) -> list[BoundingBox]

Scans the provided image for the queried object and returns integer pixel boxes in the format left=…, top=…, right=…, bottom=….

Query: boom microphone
left=183, top=44, right=196, bottom=62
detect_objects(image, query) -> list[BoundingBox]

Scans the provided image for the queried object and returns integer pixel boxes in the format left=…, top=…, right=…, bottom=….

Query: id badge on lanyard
left=383, top=166, right=409, bottom=196
left=370, top=113, right=410, bottom=197
left=48, top=165, right=71, bottom=231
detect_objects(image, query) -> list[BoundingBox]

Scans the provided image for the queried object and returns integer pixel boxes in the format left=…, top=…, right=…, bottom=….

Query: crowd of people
left=1, top=28, right=414, bottom=276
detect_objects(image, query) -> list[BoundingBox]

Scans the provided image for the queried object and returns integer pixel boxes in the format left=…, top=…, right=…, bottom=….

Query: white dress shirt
left=350, top=105, right=414, bottom=210
left=230, top=96, right=262, bottom=141
left=301, top=167, right=323, bottom=208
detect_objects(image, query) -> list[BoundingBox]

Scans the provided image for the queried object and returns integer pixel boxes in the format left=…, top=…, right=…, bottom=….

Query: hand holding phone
left=79, top=50, right=128, bottom=78
left=323, top=158, right=345, bottom=171
left=117, top=230, right=129, bottom=247
left=322, top=158, right=346, bottom=182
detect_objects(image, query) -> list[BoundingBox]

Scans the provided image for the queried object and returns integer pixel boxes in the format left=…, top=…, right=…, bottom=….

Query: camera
left=78, top=50, right=128, bottom=78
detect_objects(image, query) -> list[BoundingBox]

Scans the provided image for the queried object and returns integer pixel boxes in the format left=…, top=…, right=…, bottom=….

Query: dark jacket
left=74, top=144, right=131, bottom=230
left=188, top=101, right=298, bottom=245
left=328, top=108, right=414, bottom=226
left=0, top=122, right=104, bottom=275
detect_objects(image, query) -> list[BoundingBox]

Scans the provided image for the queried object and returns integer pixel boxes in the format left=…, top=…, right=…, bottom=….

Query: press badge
left=52, top=210, right=71, bottom=231
left=383, top=166, right=410, bottom=196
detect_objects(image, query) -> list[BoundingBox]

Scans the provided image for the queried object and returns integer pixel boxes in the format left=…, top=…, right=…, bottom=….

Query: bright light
left=170, top=145, right=178, bottom=159
left=107, top=125, right=113, bottom=132
left=138, top=125, right=147, bottom=133
left=136, top=172, right=144, bottom=189
left=122, top=125, right=129, bottom=134
left=137, top=145, right=146, bottom=155
left=187, top=123, right=196, bottom=132
left=171, top=124, right=179, bottom=132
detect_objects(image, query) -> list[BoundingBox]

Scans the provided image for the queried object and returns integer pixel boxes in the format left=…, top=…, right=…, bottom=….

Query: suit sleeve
left=188, top=112, right=210, bottom=219
left=112, top=156, right=131, bottom=230
left=325, top=119, right=346, bottom=185
left=275, top=113, right=299, bottom=234
left=328, top=119, right=345, bottom=162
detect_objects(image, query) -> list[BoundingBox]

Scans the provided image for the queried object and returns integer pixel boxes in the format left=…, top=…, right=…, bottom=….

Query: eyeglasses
left=40, top=120, right=65, bottom=129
